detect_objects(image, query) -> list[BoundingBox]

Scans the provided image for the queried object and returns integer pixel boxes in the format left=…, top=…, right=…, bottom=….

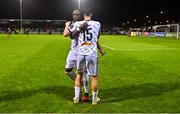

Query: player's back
left=77, top=20, right=101, bottom=57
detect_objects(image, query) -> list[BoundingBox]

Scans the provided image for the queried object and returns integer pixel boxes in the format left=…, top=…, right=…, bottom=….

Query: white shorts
left=65, top=50, right=77, bottom=69
left=77, top=55, right=98, bottom=76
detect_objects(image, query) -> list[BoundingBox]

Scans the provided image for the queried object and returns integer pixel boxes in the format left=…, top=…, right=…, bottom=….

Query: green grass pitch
left=0, top=34, right=180, bottom=113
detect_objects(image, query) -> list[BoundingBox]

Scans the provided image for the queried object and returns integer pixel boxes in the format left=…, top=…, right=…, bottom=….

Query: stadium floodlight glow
left=78, top=0, right=81, bottom=9
left=20, top=0, right=23, bottom=32
left=10, top=19, right=15, bottom=22
left=46, top=20, right=52, bottom=22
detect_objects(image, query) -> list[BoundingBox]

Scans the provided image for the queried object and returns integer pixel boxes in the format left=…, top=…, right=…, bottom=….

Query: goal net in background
left=153, top=24, right=180, bottom=39
left=127, top=24, right=180, bottom=39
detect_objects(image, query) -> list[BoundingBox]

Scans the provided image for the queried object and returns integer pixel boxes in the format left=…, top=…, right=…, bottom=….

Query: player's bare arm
left=97, top=41, right=105, bottom=56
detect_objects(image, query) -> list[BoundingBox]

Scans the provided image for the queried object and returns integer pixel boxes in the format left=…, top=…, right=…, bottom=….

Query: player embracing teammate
left=64, top=8, right=105, bottom=105
left=64, top=9, right=91, bottom=101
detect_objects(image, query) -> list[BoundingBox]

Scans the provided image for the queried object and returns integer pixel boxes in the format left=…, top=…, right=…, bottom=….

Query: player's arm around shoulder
left=71, top=21, right=88, bottom=38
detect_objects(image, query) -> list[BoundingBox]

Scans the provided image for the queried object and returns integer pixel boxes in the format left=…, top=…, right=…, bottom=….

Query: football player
left=7, top=27, right=12, bottom=38
left=70, top=8, right=105, bottom=105
left=64, top=10, right=90, bottom=101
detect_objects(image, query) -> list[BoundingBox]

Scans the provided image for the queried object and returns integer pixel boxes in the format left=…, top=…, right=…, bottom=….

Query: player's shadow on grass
left=101, top=82, right=179, bottom=103
left=0, top=85, right=73, bottom=102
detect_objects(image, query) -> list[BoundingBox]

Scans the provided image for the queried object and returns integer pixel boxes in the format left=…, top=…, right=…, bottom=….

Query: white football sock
left=92, top=90, right=98, bottom=100
left=74, top=86, right=80, bottom=98
left=84, top=81, right=89, bottom=94
left=83, top=73, right=89, bottom=94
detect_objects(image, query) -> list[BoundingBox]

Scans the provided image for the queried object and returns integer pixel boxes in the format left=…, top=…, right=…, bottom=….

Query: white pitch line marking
left=101, top=44, right=180, bottom=51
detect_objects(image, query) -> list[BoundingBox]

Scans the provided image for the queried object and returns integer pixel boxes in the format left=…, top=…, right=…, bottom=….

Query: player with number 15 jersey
left=69, top=8, right=104, bottom=105
left=69, top=20, right=101, bottom=58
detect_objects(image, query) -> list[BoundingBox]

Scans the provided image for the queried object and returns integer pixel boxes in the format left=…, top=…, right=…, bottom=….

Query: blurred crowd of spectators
left=0, top=23, right=130, bottom=35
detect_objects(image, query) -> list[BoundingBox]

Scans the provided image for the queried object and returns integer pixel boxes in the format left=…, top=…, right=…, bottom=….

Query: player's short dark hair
left=83, top=8, right=92, bottom=16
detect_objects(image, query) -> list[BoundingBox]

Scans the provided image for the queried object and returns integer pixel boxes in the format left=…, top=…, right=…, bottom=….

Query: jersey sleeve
left=68, top=22, right=78, bottom=33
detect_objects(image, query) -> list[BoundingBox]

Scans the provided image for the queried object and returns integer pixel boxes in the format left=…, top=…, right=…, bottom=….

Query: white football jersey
left=71, top=20, right=101, bottom=57
left=68, top=21, right=78, bottom=52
